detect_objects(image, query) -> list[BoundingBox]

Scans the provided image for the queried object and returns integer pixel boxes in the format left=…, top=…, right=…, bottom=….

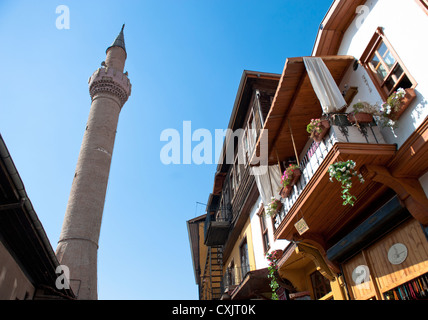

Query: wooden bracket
left=362, top=165, right=428, bottom=226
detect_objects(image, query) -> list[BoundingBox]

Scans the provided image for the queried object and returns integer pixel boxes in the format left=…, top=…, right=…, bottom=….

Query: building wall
left=337, top=0, right=428, bottom=148
left=0, top=241, right=35, bottom=300
left=198, top=221, right=209, bottom=298
left=250, top=196, right=289, bottom=269
left=224, top=216, right=256, bottom=273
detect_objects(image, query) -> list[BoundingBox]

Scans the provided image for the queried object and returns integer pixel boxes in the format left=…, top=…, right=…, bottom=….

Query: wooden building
left=250, top=0, right=428, bottom=300
left=188, top=0, right=428, bottom=300
left=187, top=70, right=283, bottom=300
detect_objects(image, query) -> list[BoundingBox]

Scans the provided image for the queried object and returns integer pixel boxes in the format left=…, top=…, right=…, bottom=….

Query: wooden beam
left=0, top=198, right=25, bottom=212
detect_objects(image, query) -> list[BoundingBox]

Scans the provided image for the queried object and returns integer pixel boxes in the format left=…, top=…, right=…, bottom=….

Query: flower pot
left=280, top=185, right=292, bottom=199
left=290, top=168, right=301, bottom=186
left=347, top=112, right=373, bottom=124
left=312, top=120, right=331, bottom=143
left=272, top=250, right=283, bottom=260
left=276, top=202, right=283, bottom=214
left=390, top=88, right=416, bottom=120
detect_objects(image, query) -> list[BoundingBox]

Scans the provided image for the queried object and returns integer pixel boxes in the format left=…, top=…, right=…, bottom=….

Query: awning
left=277, top=242, right=335, bottom=283
left=250, top=55, right=354, bottom=166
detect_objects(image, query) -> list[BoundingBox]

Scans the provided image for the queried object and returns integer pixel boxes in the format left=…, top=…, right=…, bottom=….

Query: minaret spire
left=107, top=24, right=126, bottom=54
left=56, top=26, right=131, bottom=300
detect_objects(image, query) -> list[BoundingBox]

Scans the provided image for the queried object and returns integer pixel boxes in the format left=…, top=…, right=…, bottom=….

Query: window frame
left=239, top=238, right=250, bottom=280
left=415, top=0, right=428, bottom=15
left=310, top=270, right=332, bottom=300
left=257, top=206, right=270, bottom=254
left=229, top=168, right=235, bottom=202
left=360, top=27, right=417, bottom=101
left=234, top=153, right=241, bottom=187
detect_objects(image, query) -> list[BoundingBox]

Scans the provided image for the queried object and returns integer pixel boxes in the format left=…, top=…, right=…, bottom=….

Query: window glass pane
left=240, top=240, right=249, bottom=277
left=311, top=271, right=332, bottom=300
left=263, top=233, right=270, bottom=250
left=370, top=54, right=387, bottom=81
left=392, top=64, right=403, bottom=80
left=397, top=74, right=412, bottom=90
left=384, top=77, right=395, bottom=92
left=373, top=63, right=388, bottom=81
left=377, top=41, right=388, bottom=57
left=383, top=50, right=396, bottom=69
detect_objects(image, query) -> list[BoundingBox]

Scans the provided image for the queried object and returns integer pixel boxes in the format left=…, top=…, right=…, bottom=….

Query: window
left=226, top=260, right=235, bottom=286
left=310, top=271, right=331, bottom=300
left=246, top=112, right=258, bottom=155
left=229, top=169, right=235, bottom=201
left=234, top=154, right=241, bottom=187
left=258, top=207, right=270, bottom=253
left=242, top=129, right=249, bottom=166
left=360, top=27, right=416, bottom=100
left=239, top=239, right=250, bottom=279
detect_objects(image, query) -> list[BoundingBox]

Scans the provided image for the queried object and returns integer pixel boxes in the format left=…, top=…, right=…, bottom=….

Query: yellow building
left=187, top=71, right=281, bottom=300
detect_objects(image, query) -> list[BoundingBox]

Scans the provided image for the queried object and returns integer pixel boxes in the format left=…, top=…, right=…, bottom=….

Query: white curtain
left=251, top=165, right=282, bottom=206
left=303, top=57, right=347, bottom=113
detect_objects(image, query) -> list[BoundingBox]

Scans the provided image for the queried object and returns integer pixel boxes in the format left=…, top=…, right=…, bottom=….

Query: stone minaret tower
left=56, top=25, right=131, bottom=300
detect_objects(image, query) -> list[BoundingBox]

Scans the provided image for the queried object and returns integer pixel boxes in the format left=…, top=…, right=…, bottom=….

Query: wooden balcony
left=272, top=120, right=396, bottom=244
left=246, top=55, right=398, bottom=245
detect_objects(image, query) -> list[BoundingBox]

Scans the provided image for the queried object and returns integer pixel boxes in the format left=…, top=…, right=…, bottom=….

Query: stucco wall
left=337, top=0, right=428, bottom=148
left=249, top=196, right=289, bottom=269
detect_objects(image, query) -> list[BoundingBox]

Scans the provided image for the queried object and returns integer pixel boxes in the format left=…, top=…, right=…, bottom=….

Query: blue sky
left=0, top=0, right=333, bottom=299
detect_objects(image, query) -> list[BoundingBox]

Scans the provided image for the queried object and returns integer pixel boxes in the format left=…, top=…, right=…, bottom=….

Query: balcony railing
left=204, top=206, right=232, bottom=246
left=221, top=264, right=254, bottom=294
left=274, top=114, right=386, bottom=230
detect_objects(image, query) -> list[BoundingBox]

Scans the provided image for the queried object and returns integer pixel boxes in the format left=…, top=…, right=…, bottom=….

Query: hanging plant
left=328, top=160, right=365, bottom=206
left=266, top=197, right=282, bottom=217
left=266, top=250, right=282, bottom=300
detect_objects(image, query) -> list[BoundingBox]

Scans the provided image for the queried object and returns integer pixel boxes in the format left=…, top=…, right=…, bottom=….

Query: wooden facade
left=343, top=218, right=428, bottom=300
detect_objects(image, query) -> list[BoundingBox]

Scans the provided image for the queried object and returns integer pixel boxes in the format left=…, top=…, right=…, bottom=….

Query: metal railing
left=221, top=264, right=254, bottom=292
left=204, top=205, right=232, bottom=240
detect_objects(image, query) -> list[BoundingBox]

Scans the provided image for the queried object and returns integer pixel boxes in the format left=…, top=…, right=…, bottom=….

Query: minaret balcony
left=88, top=66, right=131, bottom=106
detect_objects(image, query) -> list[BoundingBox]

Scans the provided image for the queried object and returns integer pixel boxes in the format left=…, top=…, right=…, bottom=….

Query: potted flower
left=347, top=102, right=379, bottom=125
left=266, top=197, right=282, bottom=217
left=279, top=164, right=301, bottom=199
left=306, top=118, right=330, bottom=142
left=328, top=160, right=365, bottom=206
left=378, top=88, right=416, bottom=127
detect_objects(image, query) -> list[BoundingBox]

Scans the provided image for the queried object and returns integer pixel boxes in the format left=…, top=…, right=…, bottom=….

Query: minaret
left=56, top=25, right=131, bottom=300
